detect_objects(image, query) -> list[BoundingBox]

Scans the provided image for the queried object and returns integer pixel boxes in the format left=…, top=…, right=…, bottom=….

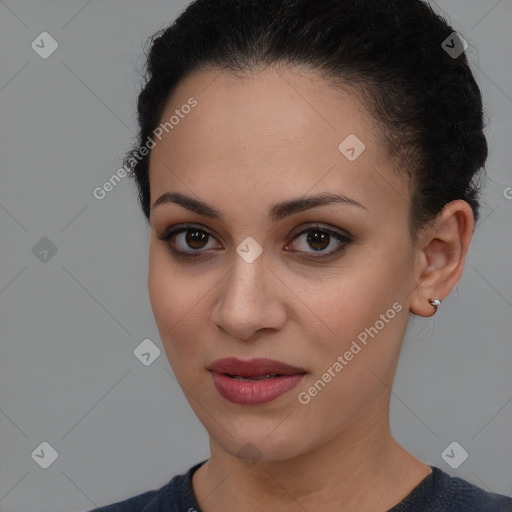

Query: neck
left=192, top=401, right=431, bottom=512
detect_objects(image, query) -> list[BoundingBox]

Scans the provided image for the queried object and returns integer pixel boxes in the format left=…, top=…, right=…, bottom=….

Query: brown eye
left=305, top=230, right=331, bottom=251
left=184, top=229, right=209, bottom=250
left=287, top=225, right=352, bottom=258
left=158, top=225, right=221, bottom=259
left=158, top=223, right=352, bottom=261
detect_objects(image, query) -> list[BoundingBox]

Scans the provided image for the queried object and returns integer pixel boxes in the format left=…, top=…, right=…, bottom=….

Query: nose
left=211, top=254, right=288, bottom=341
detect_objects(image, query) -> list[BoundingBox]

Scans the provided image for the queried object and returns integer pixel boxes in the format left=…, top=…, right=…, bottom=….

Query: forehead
left=148, top=65, right=410, bottom=223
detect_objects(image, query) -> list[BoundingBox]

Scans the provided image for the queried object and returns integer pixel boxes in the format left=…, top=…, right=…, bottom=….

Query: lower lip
left=211, top=372, right=305, bottom=405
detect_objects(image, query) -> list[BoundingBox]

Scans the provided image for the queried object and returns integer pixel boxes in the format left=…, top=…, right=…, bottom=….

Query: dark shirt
left=88, top=460, right=512, bottom=511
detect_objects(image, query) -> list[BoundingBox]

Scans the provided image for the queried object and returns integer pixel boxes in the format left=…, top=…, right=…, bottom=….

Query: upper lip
left=207, top=357, right=307, bottom=377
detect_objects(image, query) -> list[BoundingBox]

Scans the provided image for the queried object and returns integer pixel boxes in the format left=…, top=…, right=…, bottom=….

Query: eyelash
left=157, top=223, right=353, bottom=261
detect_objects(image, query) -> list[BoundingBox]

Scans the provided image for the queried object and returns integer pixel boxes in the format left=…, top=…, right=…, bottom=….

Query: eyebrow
left=151, top=191, right=367, bottom=222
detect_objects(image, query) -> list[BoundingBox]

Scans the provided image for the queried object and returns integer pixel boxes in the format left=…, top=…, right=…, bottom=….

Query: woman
left=90, top=0, right=512, bottom=510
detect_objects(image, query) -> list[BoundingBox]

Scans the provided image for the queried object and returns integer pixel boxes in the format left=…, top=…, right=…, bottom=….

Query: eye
left=285, top=224, right=352, bottom=259
left=157, top=223, right=353, bottom=260
left=158, top=224, right=221, bottom=259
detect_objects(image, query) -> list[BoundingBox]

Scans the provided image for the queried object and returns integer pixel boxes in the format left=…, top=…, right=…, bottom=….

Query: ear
left=409, top=200, right=475, bottom=317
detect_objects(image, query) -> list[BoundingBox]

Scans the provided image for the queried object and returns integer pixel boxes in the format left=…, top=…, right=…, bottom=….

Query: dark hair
left=124, top=0, right=488, bottom=239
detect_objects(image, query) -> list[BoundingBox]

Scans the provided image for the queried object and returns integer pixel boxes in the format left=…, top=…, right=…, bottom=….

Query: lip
left=207, top=357, right=306, bottom=377
left=207, top=357, right=306, bottom=405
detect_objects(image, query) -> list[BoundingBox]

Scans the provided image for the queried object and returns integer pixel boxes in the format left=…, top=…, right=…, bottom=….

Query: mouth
left=207, top=357, right=307, bottom=405
left=226, top=373, right=285, bottom=381
left=207, top=357, right=307, bottom=379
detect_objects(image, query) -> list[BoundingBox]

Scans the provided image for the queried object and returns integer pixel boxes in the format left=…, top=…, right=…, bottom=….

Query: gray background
left=0, top=1, right=511, bottom=511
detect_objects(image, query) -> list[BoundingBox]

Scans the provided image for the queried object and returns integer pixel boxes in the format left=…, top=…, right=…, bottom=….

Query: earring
left=428, top=299, right=441, bottom=316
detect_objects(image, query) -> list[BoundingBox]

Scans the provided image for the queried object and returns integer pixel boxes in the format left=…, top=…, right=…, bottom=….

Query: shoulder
left=86, top=460, right=206, bottom=512
left=392, top=466, right=512, bottom=512
left=87, top=487, right=162, bottom=512
left=431, top=466, right=512, bottom=511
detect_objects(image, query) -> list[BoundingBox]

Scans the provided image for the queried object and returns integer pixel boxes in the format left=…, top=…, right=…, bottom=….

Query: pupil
left=186, top=229, right=208, bottom=249
left=307, top=231, right=329, bottom=251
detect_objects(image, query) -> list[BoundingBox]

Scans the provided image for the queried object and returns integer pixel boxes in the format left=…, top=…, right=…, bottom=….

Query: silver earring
left=429, top=299, right=441, bottom=316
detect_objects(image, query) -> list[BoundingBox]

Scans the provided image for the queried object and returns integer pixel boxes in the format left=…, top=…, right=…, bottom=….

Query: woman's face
left=148, top=65, right=418, bottom=462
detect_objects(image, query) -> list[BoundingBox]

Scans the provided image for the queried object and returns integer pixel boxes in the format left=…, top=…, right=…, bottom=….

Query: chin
left=229, top=438, right=304, bottom=465
left=206, top=417, right=316, bottom=464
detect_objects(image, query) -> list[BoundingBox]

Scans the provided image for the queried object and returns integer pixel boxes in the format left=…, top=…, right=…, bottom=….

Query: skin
left=147, top=64, right=474, bottom=511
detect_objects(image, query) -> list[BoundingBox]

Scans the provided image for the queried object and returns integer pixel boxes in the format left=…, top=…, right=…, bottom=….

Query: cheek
left=148, top=246, right=175, bottom=328
left=318, top=272, right=397, bottom=336
left=295, top=270, right=408, bottom=432
left=306, top=246, right=410, bottom=372
left=147, top=245, right=213, bottom=374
